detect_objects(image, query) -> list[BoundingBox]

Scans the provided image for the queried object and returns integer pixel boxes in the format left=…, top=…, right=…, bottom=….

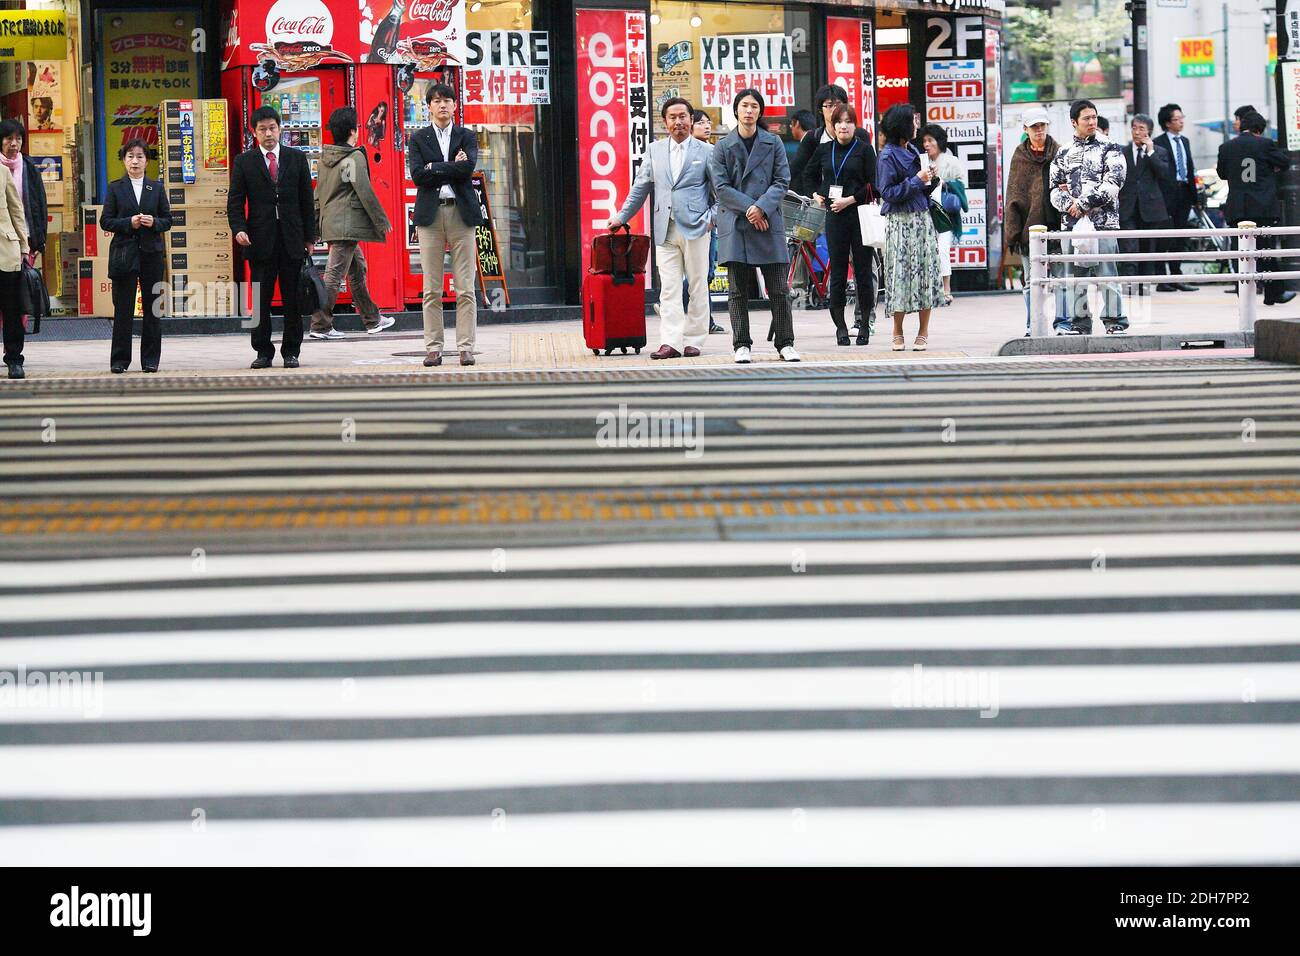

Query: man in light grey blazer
left=709, top=88, right=797, bottom=363
left=608, top=97, right=716, bottom=359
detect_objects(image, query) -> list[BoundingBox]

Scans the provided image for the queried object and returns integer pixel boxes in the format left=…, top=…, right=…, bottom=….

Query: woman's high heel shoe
left=891, top=335, right=905, bottom=351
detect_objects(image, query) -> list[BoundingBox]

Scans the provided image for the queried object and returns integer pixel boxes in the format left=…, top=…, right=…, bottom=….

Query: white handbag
left=858, top=202, right=887, bottom=249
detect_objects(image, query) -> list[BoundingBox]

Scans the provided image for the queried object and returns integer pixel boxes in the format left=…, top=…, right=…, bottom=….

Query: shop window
left=650, top=2, right=813, bottom=144
left=1003, top=0, right=1128, bottom=103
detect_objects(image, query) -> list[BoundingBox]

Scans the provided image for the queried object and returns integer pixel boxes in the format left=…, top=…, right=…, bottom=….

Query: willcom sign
left=1178, top=37, right=1215, bottom=77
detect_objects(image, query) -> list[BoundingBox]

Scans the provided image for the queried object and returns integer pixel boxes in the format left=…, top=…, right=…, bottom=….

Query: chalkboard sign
left=470, top=171, right=509, bottom=305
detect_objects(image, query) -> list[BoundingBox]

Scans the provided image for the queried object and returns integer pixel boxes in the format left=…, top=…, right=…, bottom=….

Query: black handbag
left=18, top=260, right=48, bottom=334
left=298, top=257, right=327, bottom=314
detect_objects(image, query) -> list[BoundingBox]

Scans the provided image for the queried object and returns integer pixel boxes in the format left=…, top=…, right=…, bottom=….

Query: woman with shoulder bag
left=100, top=138, right=171, bottom=373
left=0, top=156, right=29, bottom=379
left=811, top=103, right=877, bottom=345
left=876, top=104, right=944, bottom=351
left=920, top=123, right=967, bottom=305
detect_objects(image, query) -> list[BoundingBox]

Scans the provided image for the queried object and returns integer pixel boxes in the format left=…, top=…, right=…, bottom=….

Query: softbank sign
left=576, top=9, right=649, bottom=275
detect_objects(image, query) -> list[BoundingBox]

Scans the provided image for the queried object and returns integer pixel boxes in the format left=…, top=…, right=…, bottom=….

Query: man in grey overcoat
left=708, top=87, right=799, bottom=363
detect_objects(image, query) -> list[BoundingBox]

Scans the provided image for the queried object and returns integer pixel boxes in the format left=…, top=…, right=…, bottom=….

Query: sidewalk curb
left=997, top=331, right=1253, bottom=356
left=1253, top=319, right=1300, bottom=364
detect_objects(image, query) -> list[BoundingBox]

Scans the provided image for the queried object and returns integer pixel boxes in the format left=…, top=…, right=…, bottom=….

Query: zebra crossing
left=1, top=356, right=1299, bottom=863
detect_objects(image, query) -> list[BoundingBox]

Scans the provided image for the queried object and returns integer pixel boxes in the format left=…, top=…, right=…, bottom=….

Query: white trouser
left=937, top=230, right=953, bottom=278
left=657, top=219, right=712, bottom=352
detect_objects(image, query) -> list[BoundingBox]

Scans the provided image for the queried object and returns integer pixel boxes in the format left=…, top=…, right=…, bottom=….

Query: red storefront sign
left=826, top=17, right=876, bottom=139
left=575, top=9, right=649, bottom=277
left=874, top=47, right=910, bottom=115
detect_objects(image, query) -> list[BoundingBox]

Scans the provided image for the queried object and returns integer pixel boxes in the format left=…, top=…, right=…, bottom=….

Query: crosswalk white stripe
left=3, top=725, right=1297, bottom=797
left=2, top=663, right=1295, bottom=724
left=3, top=566, right=1296, bottom=622
left=4, top=804, right=1298, bottom=866
left=5, top=533, right=1297, bottom=588
left=4, top=612, right=1296, bottom=669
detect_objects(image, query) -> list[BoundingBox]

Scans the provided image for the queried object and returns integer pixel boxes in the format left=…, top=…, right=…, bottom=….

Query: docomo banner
left=699, top=33, right=794, bottom=109
left=826, top=18, right=876, bottom=139
left=577, top=9, right=650, bottom=277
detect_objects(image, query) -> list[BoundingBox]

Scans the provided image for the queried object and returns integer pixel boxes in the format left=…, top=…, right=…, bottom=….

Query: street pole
left=1128, top=0, right=1149, bottom=116
left=1224, top=4, right=1232, bottom=145
left=1277, top=0, right=1300, bottom=285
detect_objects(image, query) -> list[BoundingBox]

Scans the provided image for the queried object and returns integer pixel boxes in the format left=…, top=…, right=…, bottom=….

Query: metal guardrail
left=1026, top=221, right=1299, bottom=337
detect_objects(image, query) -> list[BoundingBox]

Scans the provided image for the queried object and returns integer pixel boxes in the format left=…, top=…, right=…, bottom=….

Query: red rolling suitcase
left=583, top=226, right=647, bottom=355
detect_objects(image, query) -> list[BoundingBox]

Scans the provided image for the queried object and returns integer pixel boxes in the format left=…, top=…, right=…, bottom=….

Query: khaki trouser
left=310, top=241, right=380, bottom=332
left=417, top=203, right=478, bottom=352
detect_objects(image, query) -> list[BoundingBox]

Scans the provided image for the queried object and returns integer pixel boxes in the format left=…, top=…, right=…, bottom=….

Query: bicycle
left=781, top=190, right=882, bottom=337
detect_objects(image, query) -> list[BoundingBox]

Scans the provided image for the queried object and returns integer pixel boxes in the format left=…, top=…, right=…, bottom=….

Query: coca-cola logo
left=410, top=0, right=457, bottom=30
left=265, top=0, right=334, bottom=45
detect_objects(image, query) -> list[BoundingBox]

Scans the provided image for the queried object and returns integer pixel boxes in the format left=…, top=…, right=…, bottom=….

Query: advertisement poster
left=652, top=38, right=695, bottom=136
left=826, top=18, right=875, bottom=139
left=463, top=29, right=549, bottom=125
left=699, top=33, right=794, bottom=109
left=361, top=0, right=467, bottom=67
left=221, top=0, right=360, bottom=72
left=0, top=10, right=67, bottom=61
left=101, top=11, right=200, bottom=182
left=27, top=61, right=62, bottom=132
left=925, top=15, right=987, bottom=270
left=576, top=9, right=649, bottom=277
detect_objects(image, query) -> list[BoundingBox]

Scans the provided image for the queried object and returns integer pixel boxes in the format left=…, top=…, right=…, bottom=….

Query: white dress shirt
left=669, top=138, right=687, bottom=184
left=432, top=122, right=456, bottom=201
left=129, top=175, right=144, bottom=204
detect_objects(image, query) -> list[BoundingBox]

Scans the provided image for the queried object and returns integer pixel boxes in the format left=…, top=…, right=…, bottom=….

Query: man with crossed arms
left=607, top=96, right=716, bottom=359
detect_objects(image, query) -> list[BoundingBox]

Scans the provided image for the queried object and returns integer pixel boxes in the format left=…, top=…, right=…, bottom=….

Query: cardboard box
left=161, top=146, right=229, bottom=186
left=167, top=250, right=234, bottom=274
left=78, top=257, right=114, bottom=317
left=81, top=205, right=113, bottom=259
left=166, top=269, right=236, bottom=289
left=166, top=183, right=230, bottom=208
left=162, top=275, right=239, bottom=316
left=164, top=227, right=233, bottom=253
left=170, top=206, right=230, bottom=229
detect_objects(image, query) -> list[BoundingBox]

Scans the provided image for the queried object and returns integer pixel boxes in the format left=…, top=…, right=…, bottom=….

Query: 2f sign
left=927, top=16, right=983, bottom=58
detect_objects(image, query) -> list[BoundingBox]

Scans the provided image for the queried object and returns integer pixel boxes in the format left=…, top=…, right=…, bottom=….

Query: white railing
left=1026, top=222, right=1300, bottom=337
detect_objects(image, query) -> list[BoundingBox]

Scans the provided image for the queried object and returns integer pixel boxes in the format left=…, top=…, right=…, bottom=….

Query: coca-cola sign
left=410, top=2, right=456, bottom=30
left=265, top=0, right=334, bottom=46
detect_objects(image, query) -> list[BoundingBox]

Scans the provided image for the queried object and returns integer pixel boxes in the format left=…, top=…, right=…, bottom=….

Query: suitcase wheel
left=604, top=348, right=613, bottom=355
left=620, top=347, right=628, bottom=354
left=634, top=347, right=641, bottom=354
left=591, top=349, right=599, bottom=356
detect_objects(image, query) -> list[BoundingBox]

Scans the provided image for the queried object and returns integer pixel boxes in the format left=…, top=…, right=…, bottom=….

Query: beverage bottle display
left=280, top=93, right=290, bottom=118
left=370, top=1, right=406, bottom=63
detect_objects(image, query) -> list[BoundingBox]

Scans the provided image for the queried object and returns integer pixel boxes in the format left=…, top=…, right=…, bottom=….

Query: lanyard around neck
left=831, top=139, right=857, bottom=183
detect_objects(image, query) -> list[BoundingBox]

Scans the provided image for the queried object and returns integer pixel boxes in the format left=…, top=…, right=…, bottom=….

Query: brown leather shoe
left=683, top=346, right=701, bottom=357
left=650, top=344, right=682, bottom=359
left=423, top=350, right=442, bottom=367
left=459, top=350, right=476, bottom=366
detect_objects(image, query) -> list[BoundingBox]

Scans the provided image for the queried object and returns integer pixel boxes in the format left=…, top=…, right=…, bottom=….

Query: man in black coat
left=1153, top=103, right=1199, bottom=291
left=1217, top=110, right=1296, bottom=305
left=227, top=105, right=317, bottom=368
left=407, top=82, right=483, bottom=367
left=1117, top=114, right=1172, bottom=290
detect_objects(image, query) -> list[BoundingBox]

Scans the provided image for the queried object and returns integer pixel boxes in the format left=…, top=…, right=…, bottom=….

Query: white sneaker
left=734, top=346, right=752, bottom=364
left=367, top=315, right=397, bottom=334
left=308, top=329, right=345, bottom=340
left=779, top=345, right=801, bottom=362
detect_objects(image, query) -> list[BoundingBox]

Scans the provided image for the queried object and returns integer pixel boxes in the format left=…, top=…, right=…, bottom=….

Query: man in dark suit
left=228, top=105, right=316, bottom=368
left=1218, top=110, right=1296, bottom=305
left=1117, top=114, right=1172, bottom=293
left=1153, top=103, right=1199, bottom=291
left=407, top=82, right=482, bottom=367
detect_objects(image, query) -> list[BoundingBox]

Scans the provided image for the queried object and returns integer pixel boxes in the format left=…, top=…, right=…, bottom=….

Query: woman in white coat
left=0, top=161, right=29, bottom=379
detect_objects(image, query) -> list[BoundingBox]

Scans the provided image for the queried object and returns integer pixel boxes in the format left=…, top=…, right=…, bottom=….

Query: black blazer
left=407, top=123, right=483, bottom=228
left=813, top=135, right=878, bottom=207
left=227, top=145, right=316, bottom=262
left=1118, top=143, right=1172, bottom=225
left=1152, top=131, right=1198, bottom=215
left=1217, top=132, right=1291, bottom=225
left=100, top=175, right=172, bottom=278
left=18, top=155, right=47, bottom=254
left=790, top=126, right=873, bottom=199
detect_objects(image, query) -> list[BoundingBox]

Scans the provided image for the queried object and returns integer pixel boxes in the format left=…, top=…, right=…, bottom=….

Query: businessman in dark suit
left=228, top=105, right=316, bottom=368
left=1117, top=114, right=1171, bottom=291
left=1218, top=110, right=1296, bottom=305
left=407, top=82, right=483, bottom=367
left=1153, top=104, right=1199, bottom=291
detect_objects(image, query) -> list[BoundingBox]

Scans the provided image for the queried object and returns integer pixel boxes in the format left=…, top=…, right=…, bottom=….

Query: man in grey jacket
left=709, top=88, right=799, bottom=363
left=309, top=107, right=395, bottom=338
left=608, top=97, right=716, bottom=359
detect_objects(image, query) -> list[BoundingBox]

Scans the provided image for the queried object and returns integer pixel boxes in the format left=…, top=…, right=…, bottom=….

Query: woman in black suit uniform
left=812, top=103, right=878, bottom=346
left=100, top=138, right=171, bottom=373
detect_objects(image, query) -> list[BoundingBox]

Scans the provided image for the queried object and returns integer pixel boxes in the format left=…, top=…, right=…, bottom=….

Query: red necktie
left=267, top=151, right=278, bottom=183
